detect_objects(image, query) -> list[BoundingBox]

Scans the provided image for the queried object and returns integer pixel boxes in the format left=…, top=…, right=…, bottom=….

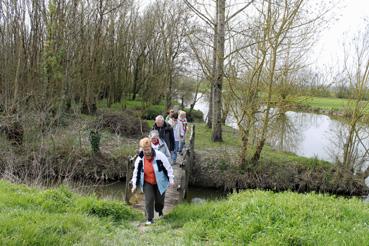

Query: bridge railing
left=124, top=154, right=137, bottom=204
left=178, top=124, right=195, bottom=200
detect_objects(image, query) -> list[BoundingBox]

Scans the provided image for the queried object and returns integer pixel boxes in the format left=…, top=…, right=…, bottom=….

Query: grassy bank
left=0, top=179, right=142, bottom=245
left=300, top=96, right=348, bottom=110
left=167, top=190, right=369, bottom=244
left=1, top=179, right=368, bottom=244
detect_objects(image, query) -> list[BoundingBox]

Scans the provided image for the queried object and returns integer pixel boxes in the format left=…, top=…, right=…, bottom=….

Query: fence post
left=182, top=124, right=195, bottom=200
left=124, top=155, right=137, bottom=204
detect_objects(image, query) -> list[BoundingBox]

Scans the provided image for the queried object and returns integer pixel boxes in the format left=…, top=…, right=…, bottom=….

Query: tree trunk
left=208, top=14, right=217, bottom=129
left=212, top=0, right=225, bottom=142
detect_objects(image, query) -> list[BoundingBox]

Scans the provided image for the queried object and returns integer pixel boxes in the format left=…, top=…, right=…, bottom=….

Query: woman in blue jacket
left=131, top=137, right=174, bottom=225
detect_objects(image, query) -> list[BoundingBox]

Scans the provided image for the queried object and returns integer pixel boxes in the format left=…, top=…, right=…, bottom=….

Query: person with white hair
left=149, top=130, right=171, bottom=161
left=152, top=115, right=175, bottom=155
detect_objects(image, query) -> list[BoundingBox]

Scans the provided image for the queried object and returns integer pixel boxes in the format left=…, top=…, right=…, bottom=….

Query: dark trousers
left=143, top=182, right=165, bottom=221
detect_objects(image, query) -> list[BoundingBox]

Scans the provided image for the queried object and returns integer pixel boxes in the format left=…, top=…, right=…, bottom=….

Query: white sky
left=312, top=0, right=369, bottom=69
left=140, top=0, right=369, bottom=71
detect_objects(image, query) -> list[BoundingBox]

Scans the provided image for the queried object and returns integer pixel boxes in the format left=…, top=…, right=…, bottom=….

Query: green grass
left=1, top=179, right=368, bottom=244
left=300, top=96, right=348, bottom=110
left=0, top=180, right=142, bottom=245
left=167, top=190, right=369, bottom=245
left=260, top=145, right=331, bottom=167
left=297, top=96, right=369, bottom=113
left=193, top=123, right=241, bottom=149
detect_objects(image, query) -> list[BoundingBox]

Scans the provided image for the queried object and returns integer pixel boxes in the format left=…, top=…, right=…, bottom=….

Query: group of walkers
left=130, top=109, right=188, bottom=225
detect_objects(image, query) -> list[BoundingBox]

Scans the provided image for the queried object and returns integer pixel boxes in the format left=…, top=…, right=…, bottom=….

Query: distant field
left=298, top=96, right=369, bottom=111
left=302, top=97, right=348, bottom=110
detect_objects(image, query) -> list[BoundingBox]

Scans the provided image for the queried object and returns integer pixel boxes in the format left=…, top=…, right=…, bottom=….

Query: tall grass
left=0, top=180, right=142, bottom=245
left=167, top=190, right=369, bottom=245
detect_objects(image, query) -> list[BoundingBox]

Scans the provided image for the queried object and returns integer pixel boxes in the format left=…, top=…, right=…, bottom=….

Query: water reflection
left=70, top=181, right=126, bottom=201
left=185, top=186, right=225, bottom=203
left=280, top=111, right=338, bottom=162
left=268, top=111, right=300, bottom=153
left=69, top=181, right=225, bottom=203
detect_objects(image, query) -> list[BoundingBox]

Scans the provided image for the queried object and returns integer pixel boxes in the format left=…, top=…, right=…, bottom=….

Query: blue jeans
left=179, top=141, right=185, bottom=153
left=171, top=141, right=180, bottom=162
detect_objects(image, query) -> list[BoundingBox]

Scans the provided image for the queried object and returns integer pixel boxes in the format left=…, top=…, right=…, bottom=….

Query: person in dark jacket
left=152, top=115, right=175, bottom=152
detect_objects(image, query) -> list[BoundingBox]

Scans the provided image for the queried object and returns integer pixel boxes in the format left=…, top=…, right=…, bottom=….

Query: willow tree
left=226, top=0, right=331, bottom=164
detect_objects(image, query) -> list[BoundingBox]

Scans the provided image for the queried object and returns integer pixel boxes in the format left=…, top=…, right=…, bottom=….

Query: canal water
left=70, top=181, right=225, bottom=203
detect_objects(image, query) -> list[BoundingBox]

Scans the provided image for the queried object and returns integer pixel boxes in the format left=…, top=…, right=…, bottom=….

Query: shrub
left=89, top=130, right=101, bottom=153
left=184, top=108, right=204, bottom=122
left=93, top=111, right=149, bottom=137
left=142, top=105, right=165, bottom=120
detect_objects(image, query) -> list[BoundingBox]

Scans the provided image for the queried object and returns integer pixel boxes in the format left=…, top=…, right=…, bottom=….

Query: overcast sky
left=140, top=0, right=369, bottom=70
left=312, top=0, right=369, bottom=69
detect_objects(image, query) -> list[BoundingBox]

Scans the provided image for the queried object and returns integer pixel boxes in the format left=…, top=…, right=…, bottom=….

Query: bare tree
left=225, top=0, right=331, bottom=164
left=184, top=0, right=254, bottom=141
left=341, top=23, right=369, bottom=172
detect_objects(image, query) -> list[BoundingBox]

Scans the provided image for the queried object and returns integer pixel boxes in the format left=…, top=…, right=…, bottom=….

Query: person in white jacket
left=131, top=138, right=174, bottom=225
left=167, top=112, right=184, bottom=164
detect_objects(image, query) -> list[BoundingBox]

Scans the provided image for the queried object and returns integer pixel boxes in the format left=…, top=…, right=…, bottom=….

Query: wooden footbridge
left=124, top=125, right=195, bottom=218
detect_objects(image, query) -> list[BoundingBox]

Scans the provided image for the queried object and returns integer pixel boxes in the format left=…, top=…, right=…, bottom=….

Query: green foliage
left=89, top=130, right=101, bottom=153
left=142, top=105, right=165, bottom=120
left=167, top=190, right=369, bottom=244
left=183, top=108, right=204, bottom=122
left=308, top=87, right=332, bottom=98
left=97, top=99, right=165, bottom=120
